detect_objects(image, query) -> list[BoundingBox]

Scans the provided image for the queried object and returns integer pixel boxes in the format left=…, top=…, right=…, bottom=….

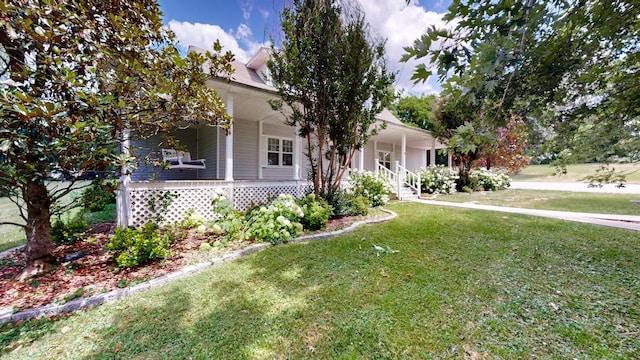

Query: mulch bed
left=0, top=215, right=367, bottom=313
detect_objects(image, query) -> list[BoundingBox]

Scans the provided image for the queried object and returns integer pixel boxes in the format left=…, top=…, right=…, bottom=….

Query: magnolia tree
left=0, top=0, right=234, bottom=267
left=268, top=0, right=394, bottom=196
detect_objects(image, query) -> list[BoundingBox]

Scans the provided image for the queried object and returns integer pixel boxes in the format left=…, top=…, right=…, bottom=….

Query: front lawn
left=2, top=202, right=639, bottom=358
left=431, top=189, right=640, bottom=215
left=513, top=163, right=640, bottom=183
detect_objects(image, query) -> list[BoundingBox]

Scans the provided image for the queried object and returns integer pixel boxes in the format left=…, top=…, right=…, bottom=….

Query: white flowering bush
left=211, top=188, right=233, bottom=220
left=419, top=166, right=458, bottom=194
left=469, top=168, right=511, bottom=191
left=244, top=194, right=304, bottom=244
left=348, top=170, right=393, bottom=207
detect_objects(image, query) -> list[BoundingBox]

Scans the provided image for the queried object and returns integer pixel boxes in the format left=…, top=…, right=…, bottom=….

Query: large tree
left=403, top=0, right=640, bottom=167
left=0, top=0, right=234, bottom=267
left=268, top=0, right=394, bottom=195
left=390, top=93, right=437, bottom=131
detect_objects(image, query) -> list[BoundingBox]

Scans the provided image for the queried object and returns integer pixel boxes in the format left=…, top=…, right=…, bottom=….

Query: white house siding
left=233, top=118, right=259, bottom=179
left=405, top=147, right=426, bottom=171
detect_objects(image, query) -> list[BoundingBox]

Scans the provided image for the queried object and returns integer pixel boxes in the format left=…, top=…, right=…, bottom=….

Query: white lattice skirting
left=118, top=180, right=313, bottom=227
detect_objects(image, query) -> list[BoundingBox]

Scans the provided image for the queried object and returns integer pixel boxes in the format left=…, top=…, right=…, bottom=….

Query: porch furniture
left=161, top=149, right=206, bottom=169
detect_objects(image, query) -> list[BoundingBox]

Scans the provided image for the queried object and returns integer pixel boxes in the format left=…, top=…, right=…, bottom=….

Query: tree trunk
left=23, top=181, right=55, bottom=264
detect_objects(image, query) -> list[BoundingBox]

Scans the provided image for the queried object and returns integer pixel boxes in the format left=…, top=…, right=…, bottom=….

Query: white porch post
left=430, top=138, right=437, bottom=167
left=225, top=94, right=234, bottom=181
left=358, top=148, right=364, bottom=171
left=401, top=134, right=406, bottom=168
left=258, top=121, right=264, bottom=180
left=374, top=141, right=378, bottom=173
left=116, top=129, right=131, bottom=227
left=293, top=124, right=300, bottom=180
left=448, top=150, right=453, bottom=171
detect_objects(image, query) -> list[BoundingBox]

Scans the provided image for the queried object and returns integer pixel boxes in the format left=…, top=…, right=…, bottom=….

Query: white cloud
left=167, top=20, right=266, bottom=63
left=359, top=0, right=452, bottom=94
left=234, top=24, right=253, bottom=40
left=240, top=0, right=253, bottom=21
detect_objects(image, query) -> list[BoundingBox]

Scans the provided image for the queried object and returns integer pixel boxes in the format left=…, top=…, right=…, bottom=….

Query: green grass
left=514, top=163, right=640, bottom=183
left=0, top=182, right=115, bottom=252
left=2, top=202, right=639, bottom=359
left=433, top=189, right=640, bottom=215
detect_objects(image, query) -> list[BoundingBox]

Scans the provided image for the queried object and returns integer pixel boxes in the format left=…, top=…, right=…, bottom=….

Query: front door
left=378, top=151, right=392, bottom=170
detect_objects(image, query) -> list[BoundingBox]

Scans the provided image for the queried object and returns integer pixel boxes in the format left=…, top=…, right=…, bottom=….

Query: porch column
left=293, top=124, right=300, bottom=180
left=116, top=128, right=131, bottom=226
left=258, top=121, right=263, bottom=180
left=401, top=134, right=406, bottom=168
left=358, top=148, right=364, bottom=171
left=374, top=141, right=378, bottom=172
left=448, top=150, right=453, bottom=171
left=225, top=94, right=234, bottom=181
left=430, top=138, right=437, bottom=167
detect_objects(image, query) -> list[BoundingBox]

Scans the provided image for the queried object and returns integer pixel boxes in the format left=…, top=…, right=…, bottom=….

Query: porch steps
left=394, top=185, right=420, bottom=201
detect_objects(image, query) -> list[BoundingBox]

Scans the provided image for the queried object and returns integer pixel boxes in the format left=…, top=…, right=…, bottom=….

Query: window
left=266, top=137, right=293, bottom=167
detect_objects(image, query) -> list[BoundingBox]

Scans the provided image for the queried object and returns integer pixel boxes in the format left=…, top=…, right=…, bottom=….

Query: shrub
left=346, top=194, right=369, bottom=216
left=244, top=194, right=304, bottom=244
left=469, top=168, right=511, bottom=191
left=178, top=209, right=205, bottom=229
left=51, top=215, right=88, bottom=245
left=106, top=222, right=173, bottom=268
left=323, top=188, right=352, bottom=218
left=211, top=188, right=234, bottom=220
left=419, top=166, right=458, bottom=194
left=348, top=170, right=393, bottom=207
left=296, top=194, right=333, bottom=231
left=81, top=178, right=116, bottom=212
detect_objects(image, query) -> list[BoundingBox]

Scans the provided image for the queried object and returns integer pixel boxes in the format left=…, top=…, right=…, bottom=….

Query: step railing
left=376, top=160, right=397, bottom=184
left=395, top=161, right=421, bottom=199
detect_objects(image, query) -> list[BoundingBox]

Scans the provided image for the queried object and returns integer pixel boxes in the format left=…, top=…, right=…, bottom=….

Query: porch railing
left=395, top=161, right=421, bottom=197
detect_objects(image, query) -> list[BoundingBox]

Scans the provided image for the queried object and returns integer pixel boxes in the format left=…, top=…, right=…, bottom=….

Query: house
left=116, top=47, right=448, bottom=227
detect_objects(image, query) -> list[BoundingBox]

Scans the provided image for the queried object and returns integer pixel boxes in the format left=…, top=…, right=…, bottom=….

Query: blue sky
left=158, top=0, right=453, bottom=94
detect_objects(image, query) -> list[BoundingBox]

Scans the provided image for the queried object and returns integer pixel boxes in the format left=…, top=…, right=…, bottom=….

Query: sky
left=158, top=0, right=454, bottom=94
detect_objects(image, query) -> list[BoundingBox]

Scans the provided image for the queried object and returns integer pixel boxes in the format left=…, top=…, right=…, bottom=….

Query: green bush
left=346, top=194, right=369, bottom=216
left=296, top=194, right=333, bottom=231
left=323, top=188, right=351, bottom=218
left=51, top=215, right=88, bottom=245
left=178, top=209, right=205, bottom=229
left=244, top=194, right=304, bottom=244
left=348, top=170, right=393, bottom=207
left=81, top=178, right=116, bottom=212
left=106, top=222, right=173, bottom=268
left=469, top=168, right=511, bottom=191
left=419, top=166, right=458, bottom=194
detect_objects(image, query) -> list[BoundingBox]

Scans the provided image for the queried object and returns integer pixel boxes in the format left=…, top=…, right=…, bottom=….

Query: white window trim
left=263, top=136, right=294, bottom=168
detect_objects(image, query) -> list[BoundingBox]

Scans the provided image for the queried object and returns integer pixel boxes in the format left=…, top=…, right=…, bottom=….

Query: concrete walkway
left=510, top=181, right=640, bottom=194
left=414, top=199, right=640, bottom=231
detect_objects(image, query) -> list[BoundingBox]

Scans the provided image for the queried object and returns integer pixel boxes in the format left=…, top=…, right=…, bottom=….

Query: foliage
left=80, top=178, right=116, bottom=212
left=296, top=194, right=333, bottom=231
left=106, top=222, right=173, bottom=268
left=50, top=215, right=88, bottom=245
left=390, top=94, right=437, bottom=130
left=419, top=166, right=459, bottom=194
left=0, top=0, right=234, bottom=264
left=581, top=165, right=628, bottom=189
left=348, top=170, right=393, bottom=207
left=146, top=191, right=178, bottom=225
left=469, top=168, right=511, bottom=191
left=268, top=0, right=394, bottom=196
left=345, top=195, right=369, bottom=216
left=244, top=194, right=304, bottom=244
left=403, top=0, right=640, bottom=168
left=177, top=209, right=205, bottom=229
left=211, top=188, right=234, bottom=220
left=474, top=113, right=531, bottom=174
